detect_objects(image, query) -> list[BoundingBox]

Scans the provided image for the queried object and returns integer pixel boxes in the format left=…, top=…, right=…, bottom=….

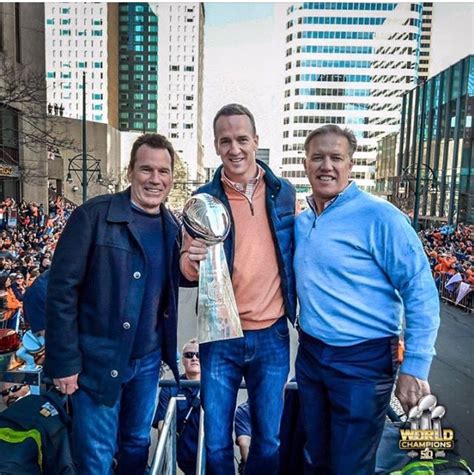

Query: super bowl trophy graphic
left=183, top=193, right=243, bottom=343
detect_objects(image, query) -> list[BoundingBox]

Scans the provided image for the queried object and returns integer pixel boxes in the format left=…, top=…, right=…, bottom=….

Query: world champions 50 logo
left=399, top=394, right=454, bottom=460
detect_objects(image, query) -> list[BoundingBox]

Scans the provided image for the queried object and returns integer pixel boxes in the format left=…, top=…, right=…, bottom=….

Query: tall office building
left=118, top=3, right=158, bottom=133
left=45, top=3, right=119, bottom=126
left=152, top=3, right=205, bottom=182
left=418, top=2, right=432, bottom=82
left=46, top=3, right=205, bottom=182
left=277, top=2, right=423, bottom=200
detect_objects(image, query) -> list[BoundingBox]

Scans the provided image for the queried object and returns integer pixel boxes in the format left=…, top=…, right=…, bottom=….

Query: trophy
left=183, top=193, right=243, bottom=343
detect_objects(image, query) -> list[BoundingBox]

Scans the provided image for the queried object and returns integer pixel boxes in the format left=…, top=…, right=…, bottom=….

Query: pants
left=71, top=349, right=161, bottom=475
left=200, top=318, right=290, bottom=475
left=296, top=331, right=398, bottom=475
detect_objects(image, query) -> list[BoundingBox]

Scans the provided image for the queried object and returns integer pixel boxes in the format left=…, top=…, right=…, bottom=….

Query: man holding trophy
left=180, top=104, right=297, bottom=474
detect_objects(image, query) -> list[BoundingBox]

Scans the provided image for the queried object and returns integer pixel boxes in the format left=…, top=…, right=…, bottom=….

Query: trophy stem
left=197, top=243, right=243, bottom=343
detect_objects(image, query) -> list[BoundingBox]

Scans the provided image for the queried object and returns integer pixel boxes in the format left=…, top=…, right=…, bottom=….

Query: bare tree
left=168, top=156, right=193, bottom=211
left=0, top=54, right=78, bottom=154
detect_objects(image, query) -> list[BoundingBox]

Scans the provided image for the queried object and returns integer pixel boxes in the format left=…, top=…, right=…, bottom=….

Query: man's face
left=214, top=114, right=259, bottom=184
left=182, top=343, right=200, bottom=378
left=304, top=133, right=353, bottom=208
left=127, top=144, right=173, bottom=214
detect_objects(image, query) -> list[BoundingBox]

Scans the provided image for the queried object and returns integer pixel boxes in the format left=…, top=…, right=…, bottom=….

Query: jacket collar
left=107, top=187, right=179, bottom=233
left=210, top=159, right=282, bottom=194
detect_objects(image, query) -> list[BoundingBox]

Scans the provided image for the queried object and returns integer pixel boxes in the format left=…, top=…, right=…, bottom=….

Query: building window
left=14, top=3, right=21, bottom=63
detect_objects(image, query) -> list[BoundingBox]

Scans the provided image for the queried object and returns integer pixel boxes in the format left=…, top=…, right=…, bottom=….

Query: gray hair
left=304, top=125, right=357, bottom=158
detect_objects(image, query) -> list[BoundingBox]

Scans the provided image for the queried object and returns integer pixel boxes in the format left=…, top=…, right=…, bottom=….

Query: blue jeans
left=71, top=349, right=161, bottom=475
left=200, top=318, right=290, bottom=475
left=296, top=332, right=398, bottom=475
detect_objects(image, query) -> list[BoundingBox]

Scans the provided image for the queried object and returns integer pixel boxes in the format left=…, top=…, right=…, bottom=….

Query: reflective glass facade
left=118, top=3, right=158, bottom=132
left=376, top=55, right=474, bottom=225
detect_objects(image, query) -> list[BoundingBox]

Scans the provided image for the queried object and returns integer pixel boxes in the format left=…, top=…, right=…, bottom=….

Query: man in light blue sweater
left=294, top=125, right=440, bottom=475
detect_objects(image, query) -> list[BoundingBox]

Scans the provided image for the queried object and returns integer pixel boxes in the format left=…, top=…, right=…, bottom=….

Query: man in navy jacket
left=45, top=134, right=181, bottom=475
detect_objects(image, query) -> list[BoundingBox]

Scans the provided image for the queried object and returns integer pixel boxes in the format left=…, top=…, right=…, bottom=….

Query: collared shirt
left=221, top=165, right=264, bottom=203
left=306, top=181, right=353, bottom=216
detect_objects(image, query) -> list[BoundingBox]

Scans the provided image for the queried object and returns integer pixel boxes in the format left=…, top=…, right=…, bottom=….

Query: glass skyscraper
left=377, top=55, right=474, bottom=225
left=118, top=3, right=158, bottom=132
left=277, top=2, right=423, bottom=201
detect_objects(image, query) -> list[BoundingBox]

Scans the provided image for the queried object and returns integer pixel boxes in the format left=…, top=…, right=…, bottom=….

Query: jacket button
left=122, top=322, right=131, bottom=330
left=133, top=271, right=141, bottom=279
left=110, top=370, right=118, bottom=378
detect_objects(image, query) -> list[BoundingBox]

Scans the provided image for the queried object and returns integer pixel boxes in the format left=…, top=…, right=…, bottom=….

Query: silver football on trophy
left=182, top=193, right=230, bottom=244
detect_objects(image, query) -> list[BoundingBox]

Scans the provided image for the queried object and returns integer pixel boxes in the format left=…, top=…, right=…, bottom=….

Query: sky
left=202, top=3, right=283, bottom=168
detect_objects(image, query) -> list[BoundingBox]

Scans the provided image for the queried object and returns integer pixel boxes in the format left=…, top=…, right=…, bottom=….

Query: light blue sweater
left=294, top=182, right=440, bottom=380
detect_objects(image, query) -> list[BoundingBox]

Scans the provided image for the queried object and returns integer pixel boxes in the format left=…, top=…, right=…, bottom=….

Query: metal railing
left=150, top=397, right=177, bottom=475
left=196, top=407, right=205, bottom=475
left=438, top=273, right=473, bottom=312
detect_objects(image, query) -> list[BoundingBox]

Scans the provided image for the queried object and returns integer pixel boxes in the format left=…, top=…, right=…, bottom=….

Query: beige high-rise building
left=152, top=2, right=206, bottom=183
left=44, top=3, right=119, bottom=126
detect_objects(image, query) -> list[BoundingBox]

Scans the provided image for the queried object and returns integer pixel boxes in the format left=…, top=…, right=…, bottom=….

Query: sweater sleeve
left=373, top=209, right=440, bottom=380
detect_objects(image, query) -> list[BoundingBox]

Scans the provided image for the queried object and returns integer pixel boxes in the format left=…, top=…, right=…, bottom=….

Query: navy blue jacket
left=23, top=269, right=49, bottom=333
left=45, top=189, right=180, bottom=406
left=198, top=160, right=297, bottom=323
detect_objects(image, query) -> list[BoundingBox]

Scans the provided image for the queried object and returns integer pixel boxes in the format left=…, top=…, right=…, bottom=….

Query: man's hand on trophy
left=186, top=238, right=209, bottom=272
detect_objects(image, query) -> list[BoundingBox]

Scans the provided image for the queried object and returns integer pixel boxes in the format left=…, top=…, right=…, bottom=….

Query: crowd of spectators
left=0, top=196, right=75, bottom=328
left=420, top=224, right=473, bottom=308
left=1, top=195, right=471, bottom=321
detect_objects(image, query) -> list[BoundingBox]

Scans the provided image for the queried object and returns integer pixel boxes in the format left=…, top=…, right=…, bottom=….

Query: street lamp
left=399, top=163, right=439, bottom=230
left=66, top=153, right=103, bottom=200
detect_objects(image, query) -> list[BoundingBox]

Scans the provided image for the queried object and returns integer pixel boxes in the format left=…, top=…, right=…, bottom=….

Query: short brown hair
left=213, top=103, right=257, bottom=137
left=128, top=134, right=175, bottom=171
left=304, top=125, right=357, bottom=158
